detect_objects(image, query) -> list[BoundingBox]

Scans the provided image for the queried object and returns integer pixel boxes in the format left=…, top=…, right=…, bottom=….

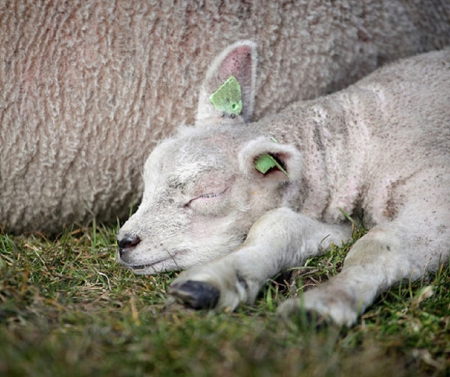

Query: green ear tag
left=255, top=154, right=289, bottom=177
left=209, top=75, right=243, bottom=116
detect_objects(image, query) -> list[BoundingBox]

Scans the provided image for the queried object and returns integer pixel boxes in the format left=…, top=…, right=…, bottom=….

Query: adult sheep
left=1, top=0, right=450, bottom=234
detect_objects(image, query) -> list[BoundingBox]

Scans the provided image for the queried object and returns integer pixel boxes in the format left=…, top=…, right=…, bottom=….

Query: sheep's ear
left=238, top=137, right=302, bottom=183
left=196, top=40, right=257, bottom=126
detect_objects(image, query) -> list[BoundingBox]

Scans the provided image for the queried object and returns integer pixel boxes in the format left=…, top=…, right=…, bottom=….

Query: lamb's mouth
left=129, top=251, right=185, bottom=272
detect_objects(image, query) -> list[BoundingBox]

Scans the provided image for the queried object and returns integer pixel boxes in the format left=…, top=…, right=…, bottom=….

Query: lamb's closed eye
left=186, top=188, right=229, bottom=212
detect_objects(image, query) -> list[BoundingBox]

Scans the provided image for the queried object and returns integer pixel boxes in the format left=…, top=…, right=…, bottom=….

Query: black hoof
left=168, top=280, right=220, bottom=310
left=303, top=310, right=333, bottom=331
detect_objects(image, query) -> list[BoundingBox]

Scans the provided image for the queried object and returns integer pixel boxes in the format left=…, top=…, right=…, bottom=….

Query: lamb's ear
left=238, top=137, right=302, bottom=183
left=196, top=40, right=257, bottom=126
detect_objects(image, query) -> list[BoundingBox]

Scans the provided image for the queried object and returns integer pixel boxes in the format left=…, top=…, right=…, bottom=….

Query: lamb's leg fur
left=279, top=172, right=450, bottom=326
left=278, top=224, right=416, bottom=326
left=169, top=208, right=351, bottom=312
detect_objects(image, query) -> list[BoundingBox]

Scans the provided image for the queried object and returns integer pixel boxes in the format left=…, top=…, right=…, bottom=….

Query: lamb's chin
left=127, top=250, right=188, bottom=275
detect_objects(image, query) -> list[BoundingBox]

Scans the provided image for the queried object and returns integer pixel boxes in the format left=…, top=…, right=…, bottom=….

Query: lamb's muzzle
left=117, top=235, right=141, bottom=260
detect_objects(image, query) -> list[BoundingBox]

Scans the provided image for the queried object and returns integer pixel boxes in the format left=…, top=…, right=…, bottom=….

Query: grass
left=0, top=223, right=449, bottom=377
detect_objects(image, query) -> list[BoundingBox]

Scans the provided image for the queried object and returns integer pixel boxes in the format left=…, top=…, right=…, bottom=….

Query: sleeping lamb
left=117, top=41, right=450, bottom=326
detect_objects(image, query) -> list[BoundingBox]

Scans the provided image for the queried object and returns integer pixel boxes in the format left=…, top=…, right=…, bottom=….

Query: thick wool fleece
left=1, top=0, right=450, bottom=233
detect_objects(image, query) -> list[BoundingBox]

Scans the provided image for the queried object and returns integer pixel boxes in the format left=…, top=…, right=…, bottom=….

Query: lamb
left=2, top=1, right=450, bottom=234
left=117, top=41, right=450, bottom=326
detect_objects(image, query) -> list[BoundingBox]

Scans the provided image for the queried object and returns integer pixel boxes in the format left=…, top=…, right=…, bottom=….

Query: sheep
left=2, top=0, right=450, bottom=234
left=116, top=41, right=450, bottom=326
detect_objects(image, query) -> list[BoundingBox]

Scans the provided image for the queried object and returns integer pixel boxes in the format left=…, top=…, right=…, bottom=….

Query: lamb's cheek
left=189, top=215, right=234, bottom=239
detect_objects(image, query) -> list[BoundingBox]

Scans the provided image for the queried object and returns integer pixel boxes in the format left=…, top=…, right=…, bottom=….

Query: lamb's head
left=117, top=125, right=302, bottom=274
left=117, top=41, right=302, bottom=274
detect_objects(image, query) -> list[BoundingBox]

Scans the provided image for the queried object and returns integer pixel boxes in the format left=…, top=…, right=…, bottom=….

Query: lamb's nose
left=117, top=235, right=141, bottom=257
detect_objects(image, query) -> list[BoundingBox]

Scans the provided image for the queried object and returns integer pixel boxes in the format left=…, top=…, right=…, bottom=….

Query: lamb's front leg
left=168, top=207, right=351, bottom=311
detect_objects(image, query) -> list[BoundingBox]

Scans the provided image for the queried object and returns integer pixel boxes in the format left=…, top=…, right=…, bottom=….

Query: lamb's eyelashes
left=185, top=188, right=229, bottom=211
left=198, top=192, right=222, bottom=199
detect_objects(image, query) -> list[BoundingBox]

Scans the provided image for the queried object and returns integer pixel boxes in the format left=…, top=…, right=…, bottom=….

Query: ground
left=0, top=223, right=448, bottom=377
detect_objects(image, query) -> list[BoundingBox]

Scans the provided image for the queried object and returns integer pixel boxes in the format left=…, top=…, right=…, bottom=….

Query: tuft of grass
left=0, top=224, right=449, bottom=377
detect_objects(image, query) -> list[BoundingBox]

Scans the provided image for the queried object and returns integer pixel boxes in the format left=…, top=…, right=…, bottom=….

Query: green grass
left=0, top=224, right=449, bottom=377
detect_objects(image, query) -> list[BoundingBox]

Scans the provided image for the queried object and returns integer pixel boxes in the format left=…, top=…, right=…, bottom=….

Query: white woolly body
left=2, top=1, right=450, bottom=233
left=117, top=43, right=450, bottom=326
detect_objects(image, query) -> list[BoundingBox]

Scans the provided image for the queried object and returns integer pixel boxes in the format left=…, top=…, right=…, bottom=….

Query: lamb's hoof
left=168, top=280, right=220, bottom=310
left=277, top=299, right=333, bottom=330
left=303, top=310, right=333, bottom=330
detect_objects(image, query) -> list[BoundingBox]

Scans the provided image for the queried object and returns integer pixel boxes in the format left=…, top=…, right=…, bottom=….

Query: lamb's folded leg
left=168, top=207, right=351, bottom=311
left=278, top=224, right=410, bottom=326
left=278, top=223, right=449, bottom=326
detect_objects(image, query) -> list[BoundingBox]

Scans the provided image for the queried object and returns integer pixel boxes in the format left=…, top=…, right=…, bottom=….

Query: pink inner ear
left=219, top=45, right=252, bottom=82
